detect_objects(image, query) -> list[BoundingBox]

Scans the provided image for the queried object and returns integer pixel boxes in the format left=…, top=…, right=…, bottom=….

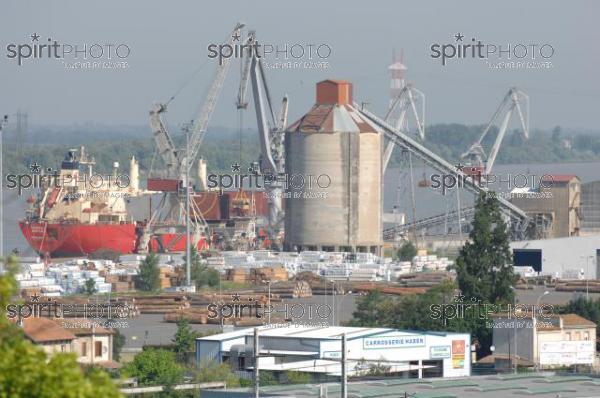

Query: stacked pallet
left=20, top=287, right=42, bottom=299
left=160, top=267, right=173, bottom=290
left=249, top=266, right=289, bottom=283
left=111, top=274, right=136, bottom=293
left=225, top=268, right=248, bottom=283
left=256, top=281, right=312, bottom=298
left=555, top=280, right=600, bottom=293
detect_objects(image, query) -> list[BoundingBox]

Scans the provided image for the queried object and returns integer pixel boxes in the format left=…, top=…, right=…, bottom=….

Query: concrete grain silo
left=284, top=80, right=382, bottom=255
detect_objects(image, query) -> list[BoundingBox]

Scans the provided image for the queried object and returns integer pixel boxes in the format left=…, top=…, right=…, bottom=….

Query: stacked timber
left=225, top=269, right=248, bottom=283
left=310, top=281, right=345, bottom=296
left=255, top=281, right=312, bottom=298
left=164, top=308, right=209, bottom=324
left=130, top=294, right=190, bottom=314
left=350, top=283, right=427, bottom=296
left=555, top=279, right=600, bottom=293
left=249, top=266, right=289, bottom=283
left=397, top=272, right=452, bottom=288
left=20, top=296, right=139, bottom=318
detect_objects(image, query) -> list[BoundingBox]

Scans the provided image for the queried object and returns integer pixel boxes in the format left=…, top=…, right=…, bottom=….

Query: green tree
left=84, top=278, right=97, bottom=296
left=396, top=241, right=417, bottom=261
left=137, top=253, right=161, bottom=292
left=259, top=370, right=278, bottom=386
left=193, top=360, right=240, bottom=387
left=188, top=247, right=220, bottom=289
left=0, top=256, right=122, bottom=398
left=172, top=320, right=197, bottom=360
left=455, top=192, right=516, bottom=305
left=348, top=290, right=385, bottom=327
left=124, top=348, right=184, bottom=387
left=112, top=329, right=126, bottom=362
left=286, top=371, right=311, bottom=384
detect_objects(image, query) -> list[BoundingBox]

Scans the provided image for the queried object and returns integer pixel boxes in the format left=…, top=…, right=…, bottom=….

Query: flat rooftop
left=201, top=374, right=600, bottom=398
left=196, top=325, right=468, bottom=342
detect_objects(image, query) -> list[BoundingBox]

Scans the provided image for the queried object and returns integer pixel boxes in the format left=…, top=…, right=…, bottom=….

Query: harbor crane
left=355, top=103, right=531, bottom=238
left=236, top=30, right=288, bottom=236
left=139, top=22, right=245, bottom=253
left=382, top=84, right=425, bottom=173
left=461, top=87, right=530, bottom=175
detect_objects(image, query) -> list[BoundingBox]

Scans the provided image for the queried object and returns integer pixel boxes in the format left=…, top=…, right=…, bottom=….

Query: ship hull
left=19, top=221, right=138, bottom=256
left=19, top=221, right=209, bottom=257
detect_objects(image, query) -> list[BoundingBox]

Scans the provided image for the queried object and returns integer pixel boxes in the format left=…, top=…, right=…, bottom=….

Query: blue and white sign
left=322, top=351, right=341, bottom=359
left=363, top=335, right=425, bottom=349
left=430, top=345, right=451, bottom=359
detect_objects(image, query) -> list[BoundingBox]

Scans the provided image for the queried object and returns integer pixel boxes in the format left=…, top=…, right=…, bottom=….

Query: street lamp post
left=331, top=281, right=336, bottom=327
left=185, top=126, right=191, bottom=288
left=0, top=115, right=7, bottom=270
left=509, top=286, right=517, bottom=374
left=262, top=280, right=271, bottom=324
left=535, top=290, right=550, bottom=370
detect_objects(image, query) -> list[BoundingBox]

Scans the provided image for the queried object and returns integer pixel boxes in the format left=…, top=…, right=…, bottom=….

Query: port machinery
left=379, top=87, right=536, bottom=241
left=138, top=23, right=245, bottom=253
left=356, top=105, right=532, bottom=240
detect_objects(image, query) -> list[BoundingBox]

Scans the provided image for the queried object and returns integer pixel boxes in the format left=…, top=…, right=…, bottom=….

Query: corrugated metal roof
left=541, top=174, right=579, bottom=183
left=287, top=104, right=378, bottom=134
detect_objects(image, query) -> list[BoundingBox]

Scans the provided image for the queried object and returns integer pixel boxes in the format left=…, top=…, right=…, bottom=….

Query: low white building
left=196, top=325, right=470, bottom=380
left=511, top=235, right=600, bottom=278
left=487, top=312, right=597, bottom=370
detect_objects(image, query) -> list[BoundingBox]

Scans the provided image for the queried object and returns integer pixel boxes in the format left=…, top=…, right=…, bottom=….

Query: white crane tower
left=382, top=52, right=425, bottom=173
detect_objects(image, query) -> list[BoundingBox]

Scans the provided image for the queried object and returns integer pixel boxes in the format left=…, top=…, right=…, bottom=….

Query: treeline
left=2, top=125, right=260, bottom=176
left=3, top=123, right=600, bottom=176
left=414, top=124, right=600, bottom=164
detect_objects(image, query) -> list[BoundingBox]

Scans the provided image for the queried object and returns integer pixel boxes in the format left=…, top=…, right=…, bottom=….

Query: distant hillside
left=2, top=123, right=600, bottom=176
left=390, top=124, right=600, bottom=166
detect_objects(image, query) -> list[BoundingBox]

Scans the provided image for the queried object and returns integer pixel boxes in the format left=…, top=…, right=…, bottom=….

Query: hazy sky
left=1, top=0, right=599, bottom=131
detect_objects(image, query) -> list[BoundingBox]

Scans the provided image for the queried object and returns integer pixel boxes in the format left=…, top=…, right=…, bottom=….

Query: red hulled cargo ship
left=19, top=148, right=270, bottom=257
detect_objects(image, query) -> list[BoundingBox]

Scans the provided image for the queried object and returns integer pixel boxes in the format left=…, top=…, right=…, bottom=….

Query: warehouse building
left=511, top=234, right=600, bottom=278
left=485, top=312, right=597, bottom=370
left=581, top=181, right=600, bottom=235
left=510, top=174, right=581, bottom=239
left=196, top=325, right=470, bottom=380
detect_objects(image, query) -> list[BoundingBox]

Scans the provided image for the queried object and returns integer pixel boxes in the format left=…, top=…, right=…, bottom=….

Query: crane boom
left=461, top=87, right=529, bottom=174
left=237, top=30, right=288, bottom=231
left=355, top=103, right=530, bottom=236
left=382, top=84, right=425, bottom=172
left=183, top=22, right=245, bottom=177
left=149, top=103, right=179, bottom=178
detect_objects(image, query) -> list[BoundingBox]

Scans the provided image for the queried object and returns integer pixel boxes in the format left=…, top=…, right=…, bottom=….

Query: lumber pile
left=127, top=294, right=190, bottom=314
left=225, top=268, right=248, bottom=283
left=351, top=283, right=427, bottom=296
left=256, top=281, right=312, bottom=298
left=311, top=281, right=345, bottom=295
left=164, top=308, right=209, bottom=324
left=20, top=296, right=140, bottom=318
left=105, top=274, right=136, bottom=293
left=397, top=272, right=452, bottom=288
left=555, top=279, right=600, bottom=293
left=248, top=266, right=289, bottom=283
